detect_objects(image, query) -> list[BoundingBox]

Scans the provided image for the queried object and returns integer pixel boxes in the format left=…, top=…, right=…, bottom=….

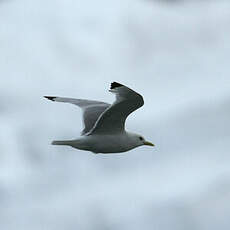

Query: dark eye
left=139, top=137, right=144, bottom=141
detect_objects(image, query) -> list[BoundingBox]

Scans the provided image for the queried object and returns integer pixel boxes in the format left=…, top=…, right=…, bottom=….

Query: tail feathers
left=52, top=140, right=72, bottom=146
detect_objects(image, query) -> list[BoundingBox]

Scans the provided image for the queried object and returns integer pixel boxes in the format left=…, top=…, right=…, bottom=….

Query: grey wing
left=87, top=82, right=144, bottom=135
left=81, top=103, right=110, bottom=135
left=44, top=96, right=110, bottom=135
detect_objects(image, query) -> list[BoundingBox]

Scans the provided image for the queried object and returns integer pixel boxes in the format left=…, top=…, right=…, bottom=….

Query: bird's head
left=129, top=133, right=155, bottom=148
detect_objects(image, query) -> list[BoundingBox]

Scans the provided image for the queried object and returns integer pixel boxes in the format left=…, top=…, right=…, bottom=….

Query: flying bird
left=44, top=82, right=154, bottom=154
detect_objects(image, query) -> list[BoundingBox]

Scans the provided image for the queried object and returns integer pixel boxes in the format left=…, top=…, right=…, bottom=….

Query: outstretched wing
left=44, top=96, right=110, bottom=135
left=87, top=82, right=144, bottom=135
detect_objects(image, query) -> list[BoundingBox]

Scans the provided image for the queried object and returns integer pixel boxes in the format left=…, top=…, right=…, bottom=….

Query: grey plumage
left=44, top=96, right=110, bottom=135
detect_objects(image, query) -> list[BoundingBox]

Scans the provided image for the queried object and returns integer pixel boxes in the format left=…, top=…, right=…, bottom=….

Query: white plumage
left=44, top=82, right=154, bottom=154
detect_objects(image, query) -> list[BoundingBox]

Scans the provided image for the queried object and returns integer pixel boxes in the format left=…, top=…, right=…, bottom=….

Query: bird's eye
left=139, top=137, right=144, bottom=141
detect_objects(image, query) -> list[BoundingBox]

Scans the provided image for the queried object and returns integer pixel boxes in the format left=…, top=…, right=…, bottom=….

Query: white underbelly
left=81, top=134, right=134, bottom=153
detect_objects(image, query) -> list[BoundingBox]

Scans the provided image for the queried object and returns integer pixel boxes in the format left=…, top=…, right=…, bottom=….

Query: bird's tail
left=52, top=140, right=73, bottom=146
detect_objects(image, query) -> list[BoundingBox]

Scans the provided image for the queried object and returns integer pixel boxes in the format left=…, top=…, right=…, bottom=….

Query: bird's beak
left=144, top=141, right=155, bottom=147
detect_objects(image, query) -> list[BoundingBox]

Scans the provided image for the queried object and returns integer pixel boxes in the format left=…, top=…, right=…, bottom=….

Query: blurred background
left=0, top=0, right=230, bottom=229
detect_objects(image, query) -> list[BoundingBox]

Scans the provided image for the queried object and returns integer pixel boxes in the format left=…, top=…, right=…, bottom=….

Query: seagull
left=44, top=82, right=154, bottom=154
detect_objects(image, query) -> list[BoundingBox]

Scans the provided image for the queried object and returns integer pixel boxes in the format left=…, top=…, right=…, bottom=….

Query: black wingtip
left=110, top=82, right=123, bottom=89
left=44, top=96, right=56, bottom=101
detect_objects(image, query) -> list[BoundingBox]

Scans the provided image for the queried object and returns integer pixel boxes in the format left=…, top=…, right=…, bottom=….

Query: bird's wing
left=87, top=82, right=144, bottom=135
left=44, top=96, right=110, bottom=135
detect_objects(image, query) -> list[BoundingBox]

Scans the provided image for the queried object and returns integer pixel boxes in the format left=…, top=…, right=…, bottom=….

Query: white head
left=128, top=132, right=155, bottom=148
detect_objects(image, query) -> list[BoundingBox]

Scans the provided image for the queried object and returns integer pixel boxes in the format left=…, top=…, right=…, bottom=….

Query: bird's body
left=45, top=82, right=154, bottom=154
left=52, top=132, right=143, bottom=153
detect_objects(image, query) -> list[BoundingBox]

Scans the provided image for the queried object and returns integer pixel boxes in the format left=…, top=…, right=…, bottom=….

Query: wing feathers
left=44, top=96, right=110, bottom=135
left=44, top=82, right=144, bottom=136
left=44, top=96, right=56, bottom=101
left=88, top=82, right=144, bottom=135
left=110, top=82, right=123, bottom=89
left=44, top=96, right=108, bottom=108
